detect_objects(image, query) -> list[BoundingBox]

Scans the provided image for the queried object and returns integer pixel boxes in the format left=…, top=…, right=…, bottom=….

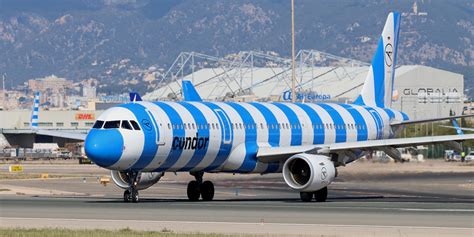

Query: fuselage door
left=214, top=109, right=232, bottom=144
left=145, top=108, right=165, bottom=145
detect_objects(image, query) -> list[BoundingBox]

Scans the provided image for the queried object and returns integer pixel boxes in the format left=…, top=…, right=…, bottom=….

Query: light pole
left=2, top=73, right=5, bottom=109
left=291, top=0, right=296, bottom=102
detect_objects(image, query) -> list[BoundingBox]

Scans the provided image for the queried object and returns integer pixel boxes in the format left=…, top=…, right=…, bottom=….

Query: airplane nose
left=85, top=129, right=124, bottom=168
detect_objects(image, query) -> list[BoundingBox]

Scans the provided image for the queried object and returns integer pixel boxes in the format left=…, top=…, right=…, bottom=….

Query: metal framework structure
left=145, top=50, right=370, bottom=101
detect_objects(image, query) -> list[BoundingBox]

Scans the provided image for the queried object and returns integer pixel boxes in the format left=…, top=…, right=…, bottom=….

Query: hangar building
left=145, top=54, right=464, bottom=120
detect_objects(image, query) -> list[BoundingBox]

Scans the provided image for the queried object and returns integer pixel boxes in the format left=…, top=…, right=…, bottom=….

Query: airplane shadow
left=84, top=195, right=386, bottom=204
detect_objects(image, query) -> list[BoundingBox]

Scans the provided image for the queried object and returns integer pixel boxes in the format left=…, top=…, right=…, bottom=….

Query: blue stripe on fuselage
left=273, top=103, right=302, bottom=146
left=318, top=103, right=346, bottom=143
left=383, top=108, right=395, bottom=120
left=227, top=102, right=257, bottom=173
left=365, top=107, right=383, bottom=139
left=119, top=103, right=158, bottom=171
left=178, top=102, right=209, bottom=171
left=339, top=104, right=368, bottom=141
left=296, top=103, right=325, bottom=144
left=249, top=102, right=279, bottom=147
left=153, top=102, right=184, bottom=171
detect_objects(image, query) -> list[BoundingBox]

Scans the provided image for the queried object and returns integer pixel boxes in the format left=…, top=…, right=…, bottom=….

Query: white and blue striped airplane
left=37, top=12, right=473, bottom=203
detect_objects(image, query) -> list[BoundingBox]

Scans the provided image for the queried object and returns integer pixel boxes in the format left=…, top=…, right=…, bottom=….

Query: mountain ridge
left=0, top=0, right=472, bottom=96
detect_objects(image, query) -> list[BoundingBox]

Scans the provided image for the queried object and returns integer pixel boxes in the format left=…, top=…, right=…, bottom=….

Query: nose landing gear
left=123, top=171, right=140, bottom=203
left=187, top=171, right=215, bottom=201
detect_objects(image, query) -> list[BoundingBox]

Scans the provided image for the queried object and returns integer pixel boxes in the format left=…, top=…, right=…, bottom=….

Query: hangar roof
left=144, top=65, right=463, bottom=102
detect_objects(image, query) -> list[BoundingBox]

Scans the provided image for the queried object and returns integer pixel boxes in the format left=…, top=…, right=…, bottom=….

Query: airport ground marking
left=1, top=217, right=473, bottom=231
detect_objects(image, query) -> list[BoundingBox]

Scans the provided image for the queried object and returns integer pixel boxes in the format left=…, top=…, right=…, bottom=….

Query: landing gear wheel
left=200, top=181, right=215, bottom=201
left=187, top=180, right=200, bottom=201
left=300, top=192, right=313, bottom=202
left=131, top=190, right=139, bottom=203
left=123, top=190, right=131, bottom=203
left=123, top=171, right=141, bottom=203
left=314, top=187, right=328, bottom=202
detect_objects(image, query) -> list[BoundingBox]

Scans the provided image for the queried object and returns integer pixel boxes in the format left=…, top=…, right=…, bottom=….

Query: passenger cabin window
left=93, top=120, right=104, bottom=129
left=130, top=120, right=141, bottom=130
left=121, top=120, right=133, bottom=130
left=103, top=120, right=120, bottom=129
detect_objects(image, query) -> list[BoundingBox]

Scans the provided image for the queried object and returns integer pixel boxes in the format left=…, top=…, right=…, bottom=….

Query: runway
left=1, top=161, right=473, bottom=236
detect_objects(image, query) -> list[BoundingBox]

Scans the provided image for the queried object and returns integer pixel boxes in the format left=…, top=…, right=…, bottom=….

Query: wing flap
left=257, top=145, right=316, bottom=163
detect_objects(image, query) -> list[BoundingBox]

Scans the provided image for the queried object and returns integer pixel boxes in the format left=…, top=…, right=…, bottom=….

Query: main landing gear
left=123, top=172, right=140, bottom=203
left=299, top=187, right=328, bottom=202
left=187, top=171, right=215, bottom=201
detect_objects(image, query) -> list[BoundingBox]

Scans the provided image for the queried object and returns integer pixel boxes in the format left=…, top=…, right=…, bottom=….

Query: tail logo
left=384, top=43, right=393, bottom=67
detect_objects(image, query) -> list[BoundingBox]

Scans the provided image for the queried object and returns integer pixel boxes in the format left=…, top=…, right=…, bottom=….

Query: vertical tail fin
left=353, top=12, right=401, bottom=108
left=129, top=92, right=142, bottom=102
left=31, top=92, right=40, bottom=130
left=182, top=80, right=202, bottom=102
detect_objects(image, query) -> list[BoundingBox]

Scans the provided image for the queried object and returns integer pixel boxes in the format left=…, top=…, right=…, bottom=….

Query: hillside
left=0, top=0, right=473, bottom=96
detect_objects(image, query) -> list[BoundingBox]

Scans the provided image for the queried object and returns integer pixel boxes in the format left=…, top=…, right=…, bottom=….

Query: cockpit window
left=103, top=120, right=121, bottom=129
left=92, top=120, right=104, bottom=129
left=121, top=120, right=133, bottom=130
left=130, top=120, right=141, bottom=130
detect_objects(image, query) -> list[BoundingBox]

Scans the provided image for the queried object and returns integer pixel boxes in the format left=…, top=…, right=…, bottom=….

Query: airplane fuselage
left=85, top=101, right=408, bottom=173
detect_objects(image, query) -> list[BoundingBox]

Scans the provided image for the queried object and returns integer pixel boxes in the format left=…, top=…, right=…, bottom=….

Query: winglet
left=450, top=119, right=464, bottom=135
left=31, top=92, right=40, bottom=130
left=182, top=80, right=202, bottom=101
left=129, top=92, right=142, bottom=102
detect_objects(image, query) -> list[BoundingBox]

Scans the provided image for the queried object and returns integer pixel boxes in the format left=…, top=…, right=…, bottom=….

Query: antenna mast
left=291, top=0, right=296, bottom=102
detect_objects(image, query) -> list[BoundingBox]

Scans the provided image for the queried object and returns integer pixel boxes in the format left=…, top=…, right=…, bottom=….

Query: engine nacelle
left=282, top=153, right=336, bottom=192
left=111, top=171, right=164, bottom=190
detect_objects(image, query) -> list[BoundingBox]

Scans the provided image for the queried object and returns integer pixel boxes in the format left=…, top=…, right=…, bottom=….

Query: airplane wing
left=35, top=129, right=88, bottom=141
left=439, top=125, right=474, bottom=132
left=391, top=114, right=474, bottom=126
left=29, top=91, right=88, bottom=141
left=256, top=134, right=474, bottom=163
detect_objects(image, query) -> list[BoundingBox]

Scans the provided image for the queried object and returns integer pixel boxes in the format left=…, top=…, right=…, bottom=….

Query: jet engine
left=111, top=171, right=164, bottom=190
left=282, top=153, right=336, bottom=192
